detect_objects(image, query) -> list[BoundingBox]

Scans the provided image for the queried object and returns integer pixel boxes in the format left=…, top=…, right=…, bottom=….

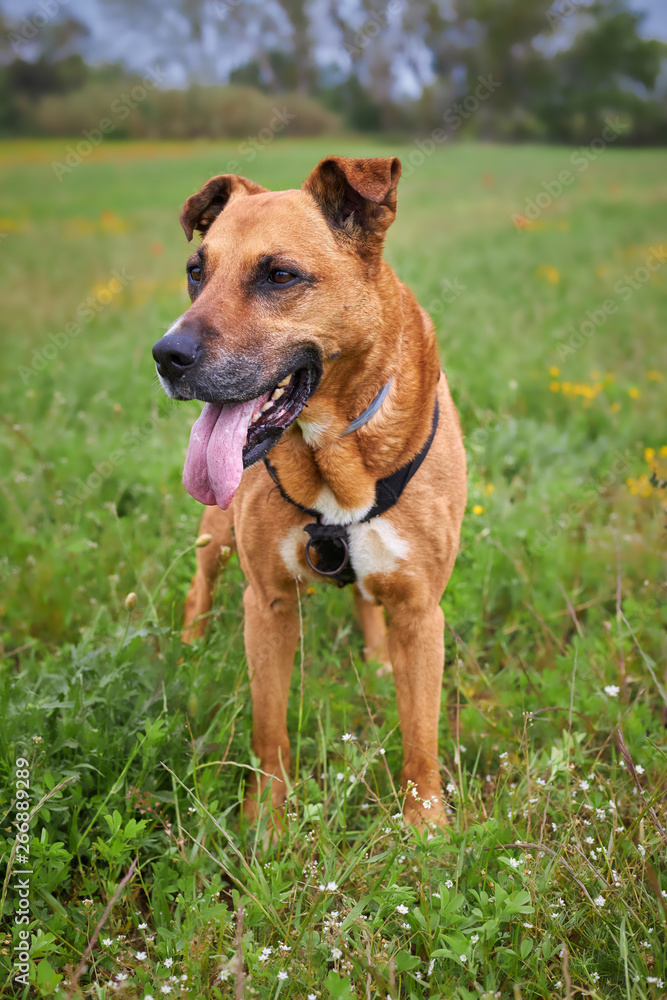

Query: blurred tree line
left=1, top=0, right=665, bottom=142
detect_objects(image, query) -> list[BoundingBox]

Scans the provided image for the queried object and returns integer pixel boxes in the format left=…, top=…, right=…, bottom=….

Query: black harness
left=263, top=396, right=440, bottom=587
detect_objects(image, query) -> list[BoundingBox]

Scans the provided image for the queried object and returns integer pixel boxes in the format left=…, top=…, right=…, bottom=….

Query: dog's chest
left=279, top=516, right=409, bottom=598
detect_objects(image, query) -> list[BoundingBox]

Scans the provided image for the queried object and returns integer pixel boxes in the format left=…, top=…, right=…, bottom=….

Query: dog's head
left=152, top=156, right=401, bottom=509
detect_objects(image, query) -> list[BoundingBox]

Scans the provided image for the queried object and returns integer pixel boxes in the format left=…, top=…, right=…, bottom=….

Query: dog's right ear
left=180, top=174, right=267, bottom=241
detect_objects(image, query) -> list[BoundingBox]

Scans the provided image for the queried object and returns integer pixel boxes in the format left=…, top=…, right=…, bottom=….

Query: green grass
left=0, top=136, right=666, bottom=1000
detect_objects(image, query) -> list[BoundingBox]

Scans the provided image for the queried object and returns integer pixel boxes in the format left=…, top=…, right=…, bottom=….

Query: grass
left=0, top=136, right=666, bottom=1000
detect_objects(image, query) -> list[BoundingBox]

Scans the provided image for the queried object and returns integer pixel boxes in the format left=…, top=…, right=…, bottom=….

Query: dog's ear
left=180, top=174, right=267, bottom=241
left=303, top=156, right=401, bottom=254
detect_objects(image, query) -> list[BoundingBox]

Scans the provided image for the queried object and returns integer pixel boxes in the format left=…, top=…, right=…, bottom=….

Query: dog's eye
left=189, top=267, right=202, bottom=282
left=269, top=270, right=296, bottom=285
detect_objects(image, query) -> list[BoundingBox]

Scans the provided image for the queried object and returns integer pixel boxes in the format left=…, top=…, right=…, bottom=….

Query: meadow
left=0, top=136, right=666, bottom=999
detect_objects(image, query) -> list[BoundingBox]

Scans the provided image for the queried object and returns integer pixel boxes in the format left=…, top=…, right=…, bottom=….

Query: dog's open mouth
left=182, top=368, right=314, bottom=510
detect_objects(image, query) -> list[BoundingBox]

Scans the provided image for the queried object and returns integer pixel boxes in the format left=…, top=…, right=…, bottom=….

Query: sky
left=2, top=0, right=667, bottom=83
left=628, top=0, right=667, bottom=38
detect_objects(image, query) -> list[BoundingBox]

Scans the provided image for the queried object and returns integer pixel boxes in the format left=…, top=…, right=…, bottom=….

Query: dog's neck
left=267, top=265, right=442, bottom=525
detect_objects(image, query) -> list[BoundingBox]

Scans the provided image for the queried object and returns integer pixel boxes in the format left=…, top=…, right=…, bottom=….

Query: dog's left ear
left=180, top=174, right=267, bottom=241
left=303, top=156, right=401, bottom=255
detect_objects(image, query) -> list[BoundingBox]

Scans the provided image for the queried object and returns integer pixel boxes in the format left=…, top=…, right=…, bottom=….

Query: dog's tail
left=182, top=505, right=235, bottom=644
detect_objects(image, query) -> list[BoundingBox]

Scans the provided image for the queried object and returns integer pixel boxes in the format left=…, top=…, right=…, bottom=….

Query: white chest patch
left=298, top=415, right=331, bottom=446
left=315, top=486, right=373, bottom=526
left=279, top=516, right=409, bottom=596
left=347, top=518, right=410, bottom=596
left=279, top=525, right=308, bottom=580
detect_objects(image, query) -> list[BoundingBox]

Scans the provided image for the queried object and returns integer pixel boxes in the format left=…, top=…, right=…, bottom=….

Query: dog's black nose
left=152, top=332, right=201, bottom=378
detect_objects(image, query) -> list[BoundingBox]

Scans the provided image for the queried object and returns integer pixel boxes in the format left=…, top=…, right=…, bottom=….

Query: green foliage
left=0, top=139, right=666, bottom=999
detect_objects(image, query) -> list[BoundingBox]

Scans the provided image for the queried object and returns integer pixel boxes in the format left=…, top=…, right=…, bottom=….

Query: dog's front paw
left=402, top=776, right=449, bottom=832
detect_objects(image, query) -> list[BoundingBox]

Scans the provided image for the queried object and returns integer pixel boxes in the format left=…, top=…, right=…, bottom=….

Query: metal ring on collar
left=304, top=536, right=350, bottom=576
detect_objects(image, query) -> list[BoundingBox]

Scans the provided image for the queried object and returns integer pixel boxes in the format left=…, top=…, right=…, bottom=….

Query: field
left=0, top=137, right=666, bottom=999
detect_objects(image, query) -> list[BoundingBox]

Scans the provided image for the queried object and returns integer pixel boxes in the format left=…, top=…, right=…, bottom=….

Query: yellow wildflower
left=610, top=402, right=621, bottom=413
left=550, top=381, right=560, bottom=392
left=628, top=387, right=640, bottom=399
left=484, top=483, right=495, bottom=495
left=100, top=210, right=129, bottom=233
left=644, top=448, right=655, bottom=463
left=472, top=505, right=485, bottom=515
left=0, top=217, right=29, bottom=233
left=647, top=370, right=664, bottom=381
left=549, top=366, right=560, bottom=377
left=660, top=446, right=667, bottom=457
left=536, top=265, right=560, bottom=285
left=626, top=476, right=653, bottom=498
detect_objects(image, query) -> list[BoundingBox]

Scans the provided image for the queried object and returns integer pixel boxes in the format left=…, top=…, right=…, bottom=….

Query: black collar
left=263, top=396, right=440, bottom=587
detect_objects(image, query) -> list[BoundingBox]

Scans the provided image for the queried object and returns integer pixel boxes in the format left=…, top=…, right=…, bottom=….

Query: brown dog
left=152, top=156, right=467, bottom=828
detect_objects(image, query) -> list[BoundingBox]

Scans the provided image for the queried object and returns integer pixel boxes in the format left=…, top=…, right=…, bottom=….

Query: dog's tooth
left=250, top=412, right=261, bottom=423
left=271, top=387, right=285, bottom=401
left=261, top=400, right=273, bottom=412
left=277, top=376, right=291, bottom=387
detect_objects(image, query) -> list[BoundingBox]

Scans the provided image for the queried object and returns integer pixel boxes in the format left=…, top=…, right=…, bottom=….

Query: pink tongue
left=183, top=394, right=269, bottom=509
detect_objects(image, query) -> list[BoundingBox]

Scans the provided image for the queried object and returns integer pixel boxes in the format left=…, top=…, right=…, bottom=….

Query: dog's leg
left=386, top=602, right=447, bottom=828
left=353, top=584, right=392, bottom=676
left=242, top=585, right=299, bottom=823
left=182, top=506, right=235, bottom=644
